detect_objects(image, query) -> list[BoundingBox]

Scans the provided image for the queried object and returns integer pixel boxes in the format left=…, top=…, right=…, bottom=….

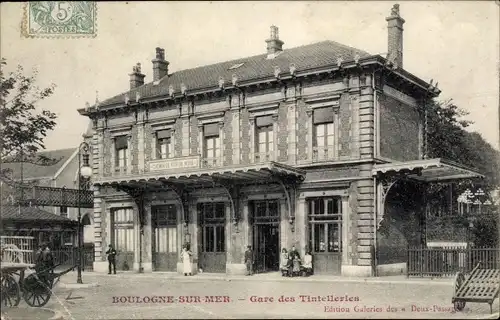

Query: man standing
left=106, top=244, right=117, bottom=274
left=244, top=245, right=253, bottom=276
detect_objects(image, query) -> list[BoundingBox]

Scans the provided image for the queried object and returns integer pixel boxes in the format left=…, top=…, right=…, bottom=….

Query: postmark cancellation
left=22, top=1, right=97, bottom=38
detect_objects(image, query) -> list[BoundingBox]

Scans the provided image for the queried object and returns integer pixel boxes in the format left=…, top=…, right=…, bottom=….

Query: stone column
left=133, top=204, right=141, bottom=272
left=249, top=117, right=255, bottom=163
left=92, top=188, right=107, bottom=273
left=296, top=197, right=307, bottom=258
left=272, top=114, right=279, bottom=161
left=142, top=201, right=153, bottom=272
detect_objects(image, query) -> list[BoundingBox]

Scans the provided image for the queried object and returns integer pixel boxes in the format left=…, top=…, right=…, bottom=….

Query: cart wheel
left=22, top=274, right=52, bottom=307
left=1, top=274, right=21, bottom=308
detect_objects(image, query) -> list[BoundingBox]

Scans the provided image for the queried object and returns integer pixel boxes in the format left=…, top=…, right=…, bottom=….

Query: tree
left=0, top=58, right=59, bottom=184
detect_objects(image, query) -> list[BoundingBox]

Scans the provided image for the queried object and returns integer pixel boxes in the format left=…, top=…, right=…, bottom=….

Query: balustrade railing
left=201, top=157, right=220, bottom=169
left=15, top=185, right=93, bottom=208
left=254, top=152, right=273, bottom=163
left=312, top=146, right=335, bottom=162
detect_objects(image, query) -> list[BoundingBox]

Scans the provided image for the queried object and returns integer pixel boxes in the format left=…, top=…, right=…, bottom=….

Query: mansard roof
left=98, top=40, right=371, bottom=107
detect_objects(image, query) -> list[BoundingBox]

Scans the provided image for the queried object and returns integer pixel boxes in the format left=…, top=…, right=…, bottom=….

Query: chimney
left=265, top=26, right=284, bottom=58
left=152, top=47, right=169, bottom=81
left=129, top=63, right=145, bottom=89
left=386, top=4, right=405, bottom=69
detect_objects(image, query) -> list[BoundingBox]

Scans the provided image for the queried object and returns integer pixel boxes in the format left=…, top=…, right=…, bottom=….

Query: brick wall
left=144, top=123, right=153, bottom=172
left=296, top=100, right=308, bottom=161
left=338, top=93, right=352, bottom=158
left=190, top=116, right=199, bottom=156
left=277, top=103, right=288, bottom=162
left=240, top=108, right=250, bottom=164
left=223, top=111, right=233, bottom=165
left=174, top=118, right=183, bottom=157
left=379, top=94, right=420, bottom=161
left=130, top=126, right=139, bottom=174
left=102, top=130, right=111, bottom=176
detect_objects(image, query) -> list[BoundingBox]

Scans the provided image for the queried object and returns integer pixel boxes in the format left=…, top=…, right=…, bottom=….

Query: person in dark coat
left=106, top=244, right=117, bottom=274
left=244, top=245, right=253, bottom=276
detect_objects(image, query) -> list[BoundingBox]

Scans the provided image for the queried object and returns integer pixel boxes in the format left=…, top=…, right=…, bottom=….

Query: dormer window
left=228, top=62, right=245, bottom=70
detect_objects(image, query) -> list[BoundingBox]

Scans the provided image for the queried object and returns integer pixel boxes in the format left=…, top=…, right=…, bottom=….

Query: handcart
left=1, top=236, right=77, bottom=308
left=452, top=262, right=500, bottom=314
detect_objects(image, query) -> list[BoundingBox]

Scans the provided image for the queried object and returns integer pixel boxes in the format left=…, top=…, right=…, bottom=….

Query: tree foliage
left=0, top=58, right=59, bottom=183
left=426, top=99, right=500, bottom=190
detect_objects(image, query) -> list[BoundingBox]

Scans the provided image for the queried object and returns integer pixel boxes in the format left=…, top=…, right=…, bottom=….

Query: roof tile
left=100, top=40, right=370, bottom=106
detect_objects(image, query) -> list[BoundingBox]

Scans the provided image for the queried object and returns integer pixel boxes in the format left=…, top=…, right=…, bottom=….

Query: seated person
left=279, top=248, right=290, bottom=277
left=302, top=251, right=313, bottom=276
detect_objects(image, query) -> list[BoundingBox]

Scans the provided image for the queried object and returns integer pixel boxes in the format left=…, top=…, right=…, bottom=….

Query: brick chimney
left=152, top=47, right=169, bottom=81
left=386, top=4, right=405, bottom=69
left=129, top=63, right=145, bottom=89
left=265, top=26, right=284, bottom=58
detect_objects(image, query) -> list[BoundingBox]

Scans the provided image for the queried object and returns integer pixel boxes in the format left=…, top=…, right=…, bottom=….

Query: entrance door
left=199, top=202, right=226, bottom=273
left=252, top=200, right=280, bottom=273
left=308, top=197, right=343, bottom=275
left=152, top=205, right=178, bottom=271
left=111, top=208, right=135, bottom=271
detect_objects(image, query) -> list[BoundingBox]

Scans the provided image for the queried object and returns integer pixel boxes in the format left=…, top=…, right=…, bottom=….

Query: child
left=302, top=251, right=313, bottom=276
left=279, top=248, right=289, bottom=277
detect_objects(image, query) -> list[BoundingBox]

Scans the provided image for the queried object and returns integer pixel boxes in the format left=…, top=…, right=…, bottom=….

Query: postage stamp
left=22, top=1, right=97, bottom=38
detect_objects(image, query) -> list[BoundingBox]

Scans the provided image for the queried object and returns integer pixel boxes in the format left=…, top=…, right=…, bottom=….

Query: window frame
left=307, top=197, right=343, bottom=254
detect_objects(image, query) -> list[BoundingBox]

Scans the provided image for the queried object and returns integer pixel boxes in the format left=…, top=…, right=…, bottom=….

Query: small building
left=78, top=4, right=482, bottom=276
left=1, top=141, right=95, bottom=244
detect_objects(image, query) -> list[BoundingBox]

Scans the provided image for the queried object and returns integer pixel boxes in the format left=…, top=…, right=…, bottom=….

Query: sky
left=1, top=1, right=499, bottom=151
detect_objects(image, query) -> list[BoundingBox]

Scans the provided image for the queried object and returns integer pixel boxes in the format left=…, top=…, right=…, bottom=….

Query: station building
left=79, top=4, right=481, bottom=276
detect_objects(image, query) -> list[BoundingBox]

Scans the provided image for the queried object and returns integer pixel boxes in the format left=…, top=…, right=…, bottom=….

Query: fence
left=51, top=247, right=95, bottom=271
left=407, top=247, right=500, bottom=277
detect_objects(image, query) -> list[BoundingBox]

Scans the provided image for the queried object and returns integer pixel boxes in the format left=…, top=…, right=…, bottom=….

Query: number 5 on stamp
left=22, top=1, right=97, bottom=38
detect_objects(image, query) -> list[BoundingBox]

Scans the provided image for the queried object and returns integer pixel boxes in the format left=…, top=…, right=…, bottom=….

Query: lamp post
left=77, top=142, right=92, bottom=284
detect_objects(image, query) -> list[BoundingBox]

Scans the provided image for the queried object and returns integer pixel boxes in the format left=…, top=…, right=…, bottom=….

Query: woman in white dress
left=181, top=246, right=192, bottom=276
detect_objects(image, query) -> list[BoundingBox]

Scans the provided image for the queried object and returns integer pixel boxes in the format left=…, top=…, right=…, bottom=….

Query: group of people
left=243, top=245, right=313, bottom=277
left=280, top=245, right=313, bottom=277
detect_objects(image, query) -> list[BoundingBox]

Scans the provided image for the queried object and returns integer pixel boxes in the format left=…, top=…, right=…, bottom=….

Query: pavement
left=3, top=271, right=498, bottom=319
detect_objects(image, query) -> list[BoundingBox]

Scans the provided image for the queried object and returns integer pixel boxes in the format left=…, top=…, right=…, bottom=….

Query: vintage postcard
left=0, top=1, right=499, bottom=319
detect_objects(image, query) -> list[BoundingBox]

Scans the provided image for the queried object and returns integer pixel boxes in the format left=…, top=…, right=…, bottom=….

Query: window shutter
left=157, top=129, right=171, bottom=139
left=313, top=107, right=334, bottom=124
left=256, top=115, right=273, bottom=127
left=203, top=123, right=219, bottom=137
left=115, top=136, right=128, bottom=149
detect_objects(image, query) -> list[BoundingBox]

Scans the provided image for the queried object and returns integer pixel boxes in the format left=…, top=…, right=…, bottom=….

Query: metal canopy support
left=273, top=174, right=303, bottom=232
left=375, top=169, right=419, bottom=230
left=213, top=177, right=240, bottom=233
left=159, top=181, right=191, bottom=244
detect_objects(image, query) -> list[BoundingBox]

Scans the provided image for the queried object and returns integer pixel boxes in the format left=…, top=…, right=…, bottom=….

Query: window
left=60, top=206, right=68, bottom=218
left=115, top=135, right=128, bottom=168
left=111, top=208, right=134, bottom=253
left=199, top=202, right=225, bottom=253
left=251, top=200, right=279, bottom=223
left=255, top=115, right=274, bottom=162
left=308, top=197, right=342, bottom=253
left=152, top=205, right=177, bottom=253
left=313, top=107, right=335, bottom=161
left=156, top=129, right=172, bottom=159
left=203, top=123, right=220, bottom=167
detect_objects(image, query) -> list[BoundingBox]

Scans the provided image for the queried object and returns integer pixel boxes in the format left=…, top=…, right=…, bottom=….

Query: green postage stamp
left=22, top=1, right=97, bottom=38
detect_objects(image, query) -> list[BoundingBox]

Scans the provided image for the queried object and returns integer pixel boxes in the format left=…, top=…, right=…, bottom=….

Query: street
left=13, top=273, right=499, bottom=319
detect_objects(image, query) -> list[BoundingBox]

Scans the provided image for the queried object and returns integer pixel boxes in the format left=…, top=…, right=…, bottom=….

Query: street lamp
left=77, top=142, right=92, bottom=284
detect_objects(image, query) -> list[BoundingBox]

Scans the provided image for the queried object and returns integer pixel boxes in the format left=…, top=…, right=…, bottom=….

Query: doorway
left=198, top=202, right=226, bottom=273
left=152, top=205, right=178, bottom=271
left=251, top=199, right=280, bottom=273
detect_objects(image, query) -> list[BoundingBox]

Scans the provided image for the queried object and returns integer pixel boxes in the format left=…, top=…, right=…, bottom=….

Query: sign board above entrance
left=149, top=156, right=200, bottom=172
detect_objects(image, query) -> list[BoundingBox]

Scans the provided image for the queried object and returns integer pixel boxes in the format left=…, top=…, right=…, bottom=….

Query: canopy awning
left=94, top=161, right=306, bottom=187
left=372, top=158, right=484, bottom=182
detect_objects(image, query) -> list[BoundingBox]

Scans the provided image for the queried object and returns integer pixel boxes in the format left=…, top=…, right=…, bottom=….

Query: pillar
left=296, top=197, right=307, bottom=258
left=141, top=201, right=153, bottom=272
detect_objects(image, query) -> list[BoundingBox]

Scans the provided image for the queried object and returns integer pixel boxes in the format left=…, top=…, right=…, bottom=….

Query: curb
left=477, top=312, right=500, bottom=319
left=74, top=272, right=453, bottom=286
left=57, top=282, right=99, bottom=289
